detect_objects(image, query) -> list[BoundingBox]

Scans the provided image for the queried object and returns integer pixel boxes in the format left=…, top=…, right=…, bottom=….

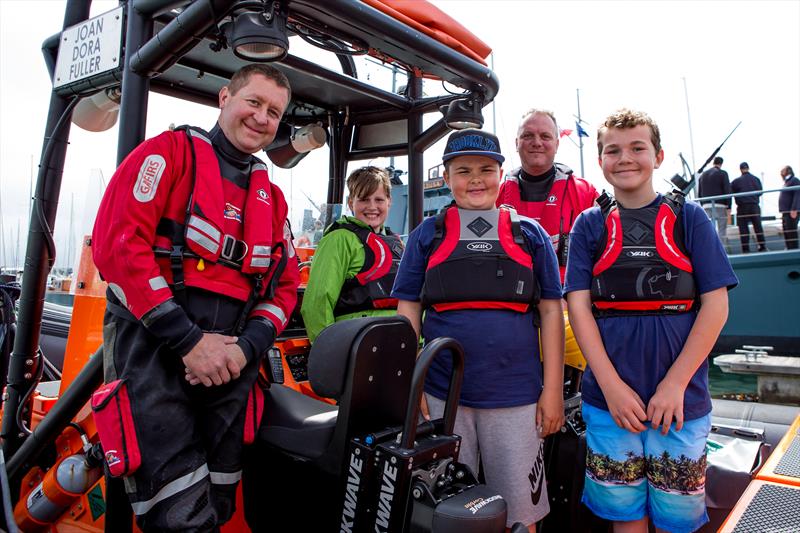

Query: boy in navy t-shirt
left=392, top=129, right=564, bottom=530
left=564, top=109, right=737, bottom=533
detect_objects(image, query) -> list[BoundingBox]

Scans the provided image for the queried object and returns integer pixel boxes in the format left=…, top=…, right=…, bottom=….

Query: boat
left=0, top=1, right=797, bottom=532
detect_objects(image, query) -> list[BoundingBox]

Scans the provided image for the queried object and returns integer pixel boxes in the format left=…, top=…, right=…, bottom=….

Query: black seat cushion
left=259, top=384, right=338, bottom=459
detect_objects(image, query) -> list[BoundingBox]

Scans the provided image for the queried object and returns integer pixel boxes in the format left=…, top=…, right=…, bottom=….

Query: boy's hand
left=647, top=378, right=685, bottom=434
left=536, top=386, right=564, bottom=437
left=603, top=380, right=647, bottom=433
left=419, top=394, right=430, bottom=421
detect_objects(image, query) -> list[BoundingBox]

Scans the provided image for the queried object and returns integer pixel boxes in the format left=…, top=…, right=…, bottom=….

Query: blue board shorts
left=582, top=403, right=711, bottom=533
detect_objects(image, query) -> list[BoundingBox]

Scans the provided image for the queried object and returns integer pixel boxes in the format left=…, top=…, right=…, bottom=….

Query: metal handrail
left=696, top=185, right=800, bottom=203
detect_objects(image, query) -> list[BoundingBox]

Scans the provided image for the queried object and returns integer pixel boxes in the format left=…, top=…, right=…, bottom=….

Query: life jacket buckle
left=221, top=234, right=247, bottom=262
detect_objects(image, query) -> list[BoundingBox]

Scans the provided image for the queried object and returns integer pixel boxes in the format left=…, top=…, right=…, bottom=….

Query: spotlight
left=442, top=96, right=484, bottom=130
left=265, top=122, right=327, bottom=168
left=72, top=87, right=121, bottom=132
left=670, top=173, right=691, bottom=192
left=223, top=2, right=289, bottom=62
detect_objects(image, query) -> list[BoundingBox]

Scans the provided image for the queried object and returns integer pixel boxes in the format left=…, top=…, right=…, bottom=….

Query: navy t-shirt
left=391, top=211, right=562, bottom=409
left=564, top=195, right=738, bottom=420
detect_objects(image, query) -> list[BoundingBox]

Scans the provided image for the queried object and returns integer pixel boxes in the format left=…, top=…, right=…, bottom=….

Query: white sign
left=54, top=6, right=124, bottom=89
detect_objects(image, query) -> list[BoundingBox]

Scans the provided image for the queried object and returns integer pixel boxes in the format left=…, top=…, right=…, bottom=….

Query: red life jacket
left=422, top=206, right=540, bottom=313
left=497, top=163, right=597, bottom=276
left=591, top=192, right=696, bottom=316
left=153, top=128, right=285, bottom=300
left=325, top=220, right=404, bottom=315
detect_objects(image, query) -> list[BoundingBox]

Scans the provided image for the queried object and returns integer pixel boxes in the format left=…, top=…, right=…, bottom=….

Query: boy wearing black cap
left=392, top=129, right=565, bottom=530
left=731, top=162, right=767, bottom=252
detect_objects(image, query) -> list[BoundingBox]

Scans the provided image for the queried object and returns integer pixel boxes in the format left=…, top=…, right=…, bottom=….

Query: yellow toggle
left=197, top=258, right=205, bottom=271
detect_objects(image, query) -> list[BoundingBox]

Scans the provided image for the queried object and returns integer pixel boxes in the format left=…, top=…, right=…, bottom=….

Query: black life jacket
left=326, top=221, right=404, bottom=316
left=591, top=191, right=696, bottom=317
left=422, top=206, right=540, bottom=313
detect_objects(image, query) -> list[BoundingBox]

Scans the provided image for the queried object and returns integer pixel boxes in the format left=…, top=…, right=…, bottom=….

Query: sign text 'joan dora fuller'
left=54, top=6, right=124, bottom=89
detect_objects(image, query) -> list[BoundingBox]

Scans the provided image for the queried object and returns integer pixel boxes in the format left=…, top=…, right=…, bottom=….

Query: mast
left=576, top=88, right=585, bottom=179
left=682, top=77, right=698, bottom=198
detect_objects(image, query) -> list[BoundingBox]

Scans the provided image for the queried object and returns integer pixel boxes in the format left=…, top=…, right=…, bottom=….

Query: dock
left=714, top=346, right=800, bottom=405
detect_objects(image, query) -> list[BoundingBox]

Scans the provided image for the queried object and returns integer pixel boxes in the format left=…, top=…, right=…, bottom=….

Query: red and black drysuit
left=325, top=220, right=404, bottom=315
left=422, top=205, right=540, bottom=313
left=496, top=163, right=598, bottom=281
left=590, top=192, right=696, bottom=316
left=92, top=125, right=299, bottom=531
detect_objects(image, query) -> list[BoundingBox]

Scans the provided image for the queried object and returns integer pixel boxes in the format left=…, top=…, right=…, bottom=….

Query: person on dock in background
left=731, top=162, right=767, bottom=253
left=697, top=156, right=732, bottom=249
left=779, top=165, right=800, bottom=250
left=565, top=109, right=738, bottom=533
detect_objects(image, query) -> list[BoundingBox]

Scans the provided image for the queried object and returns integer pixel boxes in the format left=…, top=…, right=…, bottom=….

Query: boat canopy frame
left=1, top=0, right=500, bottom=484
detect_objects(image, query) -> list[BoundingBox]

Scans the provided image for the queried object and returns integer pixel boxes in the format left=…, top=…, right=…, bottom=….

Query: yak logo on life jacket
left=134, top=154, right=166, bottom=202
left=467, top=241, right=493, bottom=252
left=626, top=250, right=654, bottom=258
left=547, top=194, right=557, bottom=204
left=256, top=188, right=270, bottom=205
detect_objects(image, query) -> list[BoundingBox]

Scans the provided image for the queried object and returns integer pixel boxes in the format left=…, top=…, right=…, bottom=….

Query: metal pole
left=576, top=88, right=585, bottom=179
left=682, top=77, right=698, bottom=198
left=117, top=0, right=155, bottom=163
left=1, top=0, right=92, bottom=459
left=407, top=74, right=424, bottom=230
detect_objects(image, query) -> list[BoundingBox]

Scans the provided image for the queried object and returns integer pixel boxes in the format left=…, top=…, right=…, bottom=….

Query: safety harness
left=591, top=191, right=696, bottom=317
left=154, top=126, right=287, bottom=334
left=422, top=205, right=540, bottom=313
left=324, top=220, right=404, bottom=315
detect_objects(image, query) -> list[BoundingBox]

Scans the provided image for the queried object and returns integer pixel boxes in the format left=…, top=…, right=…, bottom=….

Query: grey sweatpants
left=426, top=394, right=549, bottom=527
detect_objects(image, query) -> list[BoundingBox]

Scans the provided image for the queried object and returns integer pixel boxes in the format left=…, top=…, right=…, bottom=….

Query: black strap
left=596, top=190, right=616, bottom=215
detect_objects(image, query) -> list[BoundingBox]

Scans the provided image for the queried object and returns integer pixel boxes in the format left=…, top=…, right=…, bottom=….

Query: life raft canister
left=591, top=191, right=696, bottom=316
left=327, top=221, right=404, bottom=315
left=422, top=206, right=540, bottom=313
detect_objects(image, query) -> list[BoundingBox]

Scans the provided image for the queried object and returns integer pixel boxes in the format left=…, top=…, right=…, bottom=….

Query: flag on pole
left=559, top=129, right=573, bottom=138
left=576, top=122, right=590, bottom=138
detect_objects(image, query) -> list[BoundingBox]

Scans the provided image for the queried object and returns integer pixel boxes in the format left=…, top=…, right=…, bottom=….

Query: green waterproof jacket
left=300, top=215, right=397, bottom=343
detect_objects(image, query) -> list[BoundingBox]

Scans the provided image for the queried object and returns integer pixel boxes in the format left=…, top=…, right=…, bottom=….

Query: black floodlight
left=442, top=96, right=484, bottom=130
left=226, top=2, right=289, bottom=62
left=670, top=173, right=691, bottom=192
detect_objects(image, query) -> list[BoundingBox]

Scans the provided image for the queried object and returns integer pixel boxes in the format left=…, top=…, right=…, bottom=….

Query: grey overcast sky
left=1, top=0, right=799, bottom=267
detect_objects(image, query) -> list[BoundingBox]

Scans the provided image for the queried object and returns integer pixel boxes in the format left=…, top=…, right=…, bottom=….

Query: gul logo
left=105, top=449, right=122, bottom=467
left=256, top=188, right=270, bottom=205
left=626, top=250, right=654, bottom=258
left=133, top=155, right=166, bottom=202
left=467, top=241, right=493, bottom=252
left=340, top=451, right=362, bottom=533
left=224, top=202, right=242, bottom=222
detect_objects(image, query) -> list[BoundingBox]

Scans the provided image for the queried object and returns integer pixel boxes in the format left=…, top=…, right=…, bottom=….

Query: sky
left=1, top=0, right=799, bottom=269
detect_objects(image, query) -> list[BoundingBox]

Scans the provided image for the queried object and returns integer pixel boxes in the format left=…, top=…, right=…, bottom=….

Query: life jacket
left=497, top=163, right=597, bottom=273
left=153, top=127, right=288, bottom=329
left=590, top=192, right=696, bottom=317
left=325, top=220, right=404, bottom=315
left=422, top=205, right=540, bottom=313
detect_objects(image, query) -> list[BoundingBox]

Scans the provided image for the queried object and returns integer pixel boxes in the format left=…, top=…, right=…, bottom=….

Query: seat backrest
left=308, top=316, right=417, bottom=473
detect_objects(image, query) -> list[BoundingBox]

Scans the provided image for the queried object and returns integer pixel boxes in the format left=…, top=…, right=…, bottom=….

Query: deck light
left=72, top=87, right=121, bottom=132
left=443, top=97, right=484, bottom=130
left=265, top=122, right=327, bottom=168
left=225, top=2, right=289, bottom=62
